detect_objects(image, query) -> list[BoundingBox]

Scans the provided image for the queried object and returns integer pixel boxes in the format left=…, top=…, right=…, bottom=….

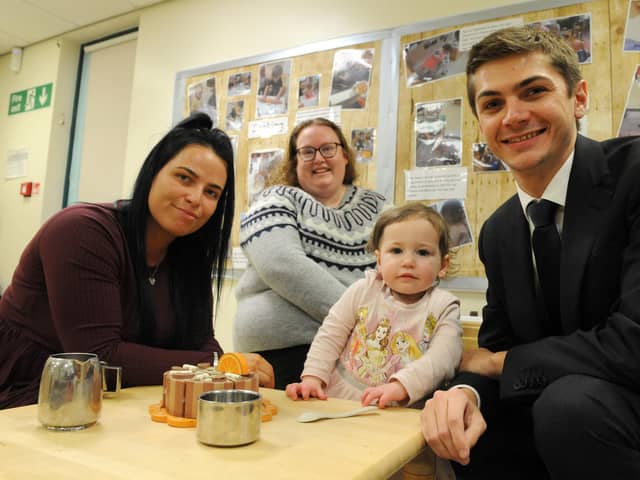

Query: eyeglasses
left=296, top=143, right=342, bottom=162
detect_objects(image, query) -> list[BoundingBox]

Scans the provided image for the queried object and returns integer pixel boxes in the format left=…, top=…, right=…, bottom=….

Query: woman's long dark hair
left=116, top=113, right=235, bottom=348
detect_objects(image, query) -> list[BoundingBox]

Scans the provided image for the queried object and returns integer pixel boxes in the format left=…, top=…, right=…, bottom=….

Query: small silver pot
left=197, top=389, right=261, bottom=446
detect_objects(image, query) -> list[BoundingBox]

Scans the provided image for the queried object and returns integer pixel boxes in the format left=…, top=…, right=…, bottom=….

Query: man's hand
left=421, top=388, right=487, bottom=465
left=243, top=353, right=275, bottom=389
left=460, top=348, right=506, bottom=378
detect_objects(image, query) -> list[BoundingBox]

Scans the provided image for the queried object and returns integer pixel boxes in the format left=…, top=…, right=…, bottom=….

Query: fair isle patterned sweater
left=233, top=185, right=388, bottom=352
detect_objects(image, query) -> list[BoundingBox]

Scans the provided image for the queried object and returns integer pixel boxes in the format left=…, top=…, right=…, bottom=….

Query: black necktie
left=527, top=200, right=561, bottom=333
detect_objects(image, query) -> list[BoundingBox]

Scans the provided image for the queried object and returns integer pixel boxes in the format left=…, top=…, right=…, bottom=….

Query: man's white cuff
left=450, top=384, right=481, bottom=409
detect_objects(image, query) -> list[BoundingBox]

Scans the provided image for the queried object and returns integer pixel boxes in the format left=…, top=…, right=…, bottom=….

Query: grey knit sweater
left=233, top=185, right=388, bottom=352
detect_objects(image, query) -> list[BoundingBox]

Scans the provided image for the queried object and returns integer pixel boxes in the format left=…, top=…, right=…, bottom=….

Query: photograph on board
left=256, top=60, right=291, bottom=118
left=624, top=0, right=640, bottom=51
left=329, top=48, right=374, bottom=109
left=431, top=199, right=473, bottom=248
left=298, top=74, right=320, bottom=109
left=403, top=31, right=467, bottom=88
left=617, top=65, right=640, bottom=137
left=226, top=100, right=245, bottom=132
left=227, top=72, right=252, bottom=96
left=247, top=149, right=284, bottom=205
left=472, top=143, right=507, bottom=173
left=528, top=14, right=591, bottom=63
left=414, top=98, right=462, bottom=168
left=188, top=76, right=218, bottom=126
left=351, top=128, right=375, bottom=163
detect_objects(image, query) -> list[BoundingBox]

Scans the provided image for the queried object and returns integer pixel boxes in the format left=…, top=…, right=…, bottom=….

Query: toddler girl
left=286, top=203, right=462, bottom=407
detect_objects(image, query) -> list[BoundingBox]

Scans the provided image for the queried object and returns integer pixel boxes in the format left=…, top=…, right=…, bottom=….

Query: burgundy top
left=0, top=203, right=222, bottom=408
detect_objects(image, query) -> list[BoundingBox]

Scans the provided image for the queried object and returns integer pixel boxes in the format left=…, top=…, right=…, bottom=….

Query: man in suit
left=420, top=26, right=640, bottom=479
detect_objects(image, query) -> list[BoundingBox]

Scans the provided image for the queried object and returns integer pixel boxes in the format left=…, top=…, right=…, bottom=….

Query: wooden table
left=0, top=386, right=427, bottom=479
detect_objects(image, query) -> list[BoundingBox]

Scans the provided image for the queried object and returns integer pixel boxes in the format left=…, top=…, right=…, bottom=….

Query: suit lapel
left=561, top=135, right=614, bottom=333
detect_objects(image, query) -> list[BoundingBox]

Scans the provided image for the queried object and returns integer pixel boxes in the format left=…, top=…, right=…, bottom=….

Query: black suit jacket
left=457, top=134, right=640, bottom=419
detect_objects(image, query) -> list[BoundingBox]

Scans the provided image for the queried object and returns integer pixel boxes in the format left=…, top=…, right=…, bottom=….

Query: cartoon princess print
left=357, top=317, right=391, bottom=383
left=390, top=331, right=422, bottom=369
left=419, top=313, right=438, bottom=352
left=349, top=306, right=369, bottom=369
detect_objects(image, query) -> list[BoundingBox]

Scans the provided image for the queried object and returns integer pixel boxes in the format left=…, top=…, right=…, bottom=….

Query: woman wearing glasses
left=234, top=118, right=388, bottom=389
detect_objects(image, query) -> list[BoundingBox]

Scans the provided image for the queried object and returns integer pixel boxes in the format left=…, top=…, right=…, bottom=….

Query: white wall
left=0, top=14, right=140, bottom=291
left=0, top=0, right=529, bottom=341
left=0, top=38, right=79, bottom=291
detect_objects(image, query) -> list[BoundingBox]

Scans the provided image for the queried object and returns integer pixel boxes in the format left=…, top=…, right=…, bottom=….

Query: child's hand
left=285, top=376, right=328, bottom=401
left=361, top=381, right=408, bottom=408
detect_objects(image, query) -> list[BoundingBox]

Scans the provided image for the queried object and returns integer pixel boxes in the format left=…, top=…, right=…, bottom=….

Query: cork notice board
left=176, top=36, right=385, bottom=249
left=174, top=0, right=637, bottom=287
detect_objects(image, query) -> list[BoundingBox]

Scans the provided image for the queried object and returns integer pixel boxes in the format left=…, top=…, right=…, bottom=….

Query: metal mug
left=197, top=389, right=261, bottom=446
left=37, top=353, right=103, bottom=430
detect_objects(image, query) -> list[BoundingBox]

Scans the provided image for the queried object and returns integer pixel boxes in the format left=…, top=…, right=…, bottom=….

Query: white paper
left=295, top=106, right=342, bottom=126
left=232, top=247, right=248, bottom=270
left=247, top=117, right=288, bottom=138
left=404, top=166, right=468, bottom=201
left=5, top=148, right=28, bottom=179
left=459, top=18, right=524, bottom=51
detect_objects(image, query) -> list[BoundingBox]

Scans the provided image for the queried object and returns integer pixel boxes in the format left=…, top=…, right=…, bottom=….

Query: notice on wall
left=247, top=116, right=288, bottom=138
left=295, top=106, right=342, bottom=126
left=232, top=247, right=248, bottom=270
left=404, top=166, right=468, bottom=201
left=5, top=148, right=28, bottom=179
left=8, top=83, right=53, bottom=115
left=459, top=18, right=523, bottom=51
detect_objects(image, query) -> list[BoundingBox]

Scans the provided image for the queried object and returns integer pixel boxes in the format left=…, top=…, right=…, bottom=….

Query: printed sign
left=8, top=83, right=53, bottom=115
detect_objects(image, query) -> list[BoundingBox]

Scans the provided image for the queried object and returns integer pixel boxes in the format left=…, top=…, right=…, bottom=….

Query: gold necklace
left=148, top=263, right=161, bottom=286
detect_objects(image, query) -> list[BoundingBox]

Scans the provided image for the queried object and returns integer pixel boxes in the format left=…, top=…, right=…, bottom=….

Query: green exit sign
left=8, top=83, right=53, bottom=115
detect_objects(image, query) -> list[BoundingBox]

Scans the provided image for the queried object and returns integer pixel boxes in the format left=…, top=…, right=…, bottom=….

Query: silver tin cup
left=197, top=389, right=261, bottom=446
left=37, top=353, right=102, bottom=430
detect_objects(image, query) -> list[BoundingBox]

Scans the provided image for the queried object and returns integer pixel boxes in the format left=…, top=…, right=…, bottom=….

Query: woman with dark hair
left=234, top=117, right=388, bottom=389
left=0, top=113, right=273, bottom=409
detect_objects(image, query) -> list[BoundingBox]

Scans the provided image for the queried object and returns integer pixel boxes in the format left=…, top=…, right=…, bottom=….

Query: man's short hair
left=466, top=26, right=582, bottom=116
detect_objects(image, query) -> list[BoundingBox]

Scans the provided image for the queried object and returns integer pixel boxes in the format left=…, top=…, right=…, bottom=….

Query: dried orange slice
left=217, top=352, right=249, bottom=375
left=167, top=414, right=196, bottom=428
left=149, top=405, right=168, bottom=423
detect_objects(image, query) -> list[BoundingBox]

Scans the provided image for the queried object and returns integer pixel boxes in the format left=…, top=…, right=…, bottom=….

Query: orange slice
left=217, top=352, right=249, bottom=375
left=150, top=406, right=168, bottom=423
left=167, top=414, right=197, bottom=428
